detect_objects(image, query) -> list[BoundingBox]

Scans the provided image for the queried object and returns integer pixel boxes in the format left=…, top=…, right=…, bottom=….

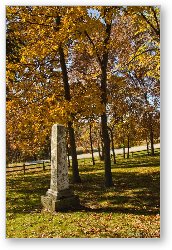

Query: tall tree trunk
left=98, top=141, right=103, bottom=160
left=58, top=44, right=81, bottom=183
left=66, top=143, right=70, bottom=168
left=89, top=124, right=95, bottom=165
left=150, top=127, right=155, bottom=156
left=127, top=136, right=130, bottom=159
left=148, top=112, right=155, bottom=156
left=101, top=114, right=112, bottom=187
left=100, top=60, right=112, bottom=186
left=68, top=121, right=81, bottom=182
left=101, top=142, right=105, bottom=161
left=144, top=91, right=155, bottom=157
left=123, top=138, right=125, bottom=159
left=100, top=21, right=113, bottom=187
left=146, top=137, right=150, bottom=156
left=108, top=127, right=116, bottom=164
left=99, top=131, right=104, bottom=161
left=85, top=13, right=113, bottom=186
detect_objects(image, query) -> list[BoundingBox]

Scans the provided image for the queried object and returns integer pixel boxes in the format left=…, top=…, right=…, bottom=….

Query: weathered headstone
left=41, top=124, right=80, bottom=211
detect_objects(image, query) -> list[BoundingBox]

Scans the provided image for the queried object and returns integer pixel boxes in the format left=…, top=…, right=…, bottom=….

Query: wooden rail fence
left=6, top=160, right=51, bottom=175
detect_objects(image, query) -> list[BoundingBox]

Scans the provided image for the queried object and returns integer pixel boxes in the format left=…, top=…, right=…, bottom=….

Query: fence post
left=23, top=163, right=26, bottom=175
left=43, top=161, right=45, bottom=171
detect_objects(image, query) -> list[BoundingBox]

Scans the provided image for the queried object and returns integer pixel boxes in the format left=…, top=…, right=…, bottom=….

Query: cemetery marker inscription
left=41, top=124, right=80, bottom=211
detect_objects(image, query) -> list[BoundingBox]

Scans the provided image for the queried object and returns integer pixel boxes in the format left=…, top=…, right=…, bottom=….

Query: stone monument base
left=41, top=189, right=80, bottom=212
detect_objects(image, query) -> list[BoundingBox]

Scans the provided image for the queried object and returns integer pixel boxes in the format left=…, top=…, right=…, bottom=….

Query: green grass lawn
left=6, top=151, right=160, bottom=238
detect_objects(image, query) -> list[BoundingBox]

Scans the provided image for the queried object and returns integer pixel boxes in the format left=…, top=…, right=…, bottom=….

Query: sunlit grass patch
left=6, top=151, right=160, bottom=238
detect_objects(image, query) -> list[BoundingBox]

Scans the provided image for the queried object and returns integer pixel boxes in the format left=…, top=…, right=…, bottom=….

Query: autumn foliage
left=6, top=6, right=160, bottom=186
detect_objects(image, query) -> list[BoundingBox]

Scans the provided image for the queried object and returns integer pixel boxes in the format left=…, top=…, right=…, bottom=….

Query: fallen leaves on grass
left=6, top=153, right=160, bottom=238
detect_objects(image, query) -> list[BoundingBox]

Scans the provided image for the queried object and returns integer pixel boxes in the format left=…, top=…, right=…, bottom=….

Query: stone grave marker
left=41, top=124, right=80, bottom=211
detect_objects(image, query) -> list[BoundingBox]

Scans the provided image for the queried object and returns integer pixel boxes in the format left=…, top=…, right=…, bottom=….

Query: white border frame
left=1, top=0, right=172, bottom=249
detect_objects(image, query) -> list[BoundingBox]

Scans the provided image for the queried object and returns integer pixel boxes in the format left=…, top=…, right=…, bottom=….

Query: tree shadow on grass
left=6, top=164, right=160, bottom=216
left=74, top=170, right=160, bottom=216
left=80, top=156, right=160, bottom=172
left=113, top=160, right=160, bottom=168
left=6, top=174, right=50, bottom=214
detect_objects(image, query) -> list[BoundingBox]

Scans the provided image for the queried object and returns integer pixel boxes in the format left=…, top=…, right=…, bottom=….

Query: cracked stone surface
left=41, top=124, right=80, bottom=211
left=49, top=124, right=69, bottom=192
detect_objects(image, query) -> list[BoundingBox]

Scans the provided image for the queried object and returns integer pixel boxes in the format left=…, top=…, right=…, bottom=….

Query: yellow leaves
left=6, top=6, right=160, bottom=159
left=20, top=55, right=27, bottom=64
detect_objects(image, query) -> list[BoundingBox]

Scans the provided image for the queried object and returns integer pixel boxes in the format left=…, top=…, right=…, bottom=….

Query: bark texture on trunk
left=146, top=137, right=150, bottom=156
left=68, top=121, right=81, bottom=182
left=83, top=12, right=113, bottom=186
left=66, top=143, right=70, bottom=168
left=123, top=138, right=125, bottom=159
left=89, top=124, right=95, bottom=166
left=127, top=136, right=130, bottom=159
left=101, top=114, right=113, bottom=187
left=148, top=113, right=154, bottom=156
left=58, top=44, right=81, bottom=183
left=108, top=127, right=116, bottom=164
left=98, top=142, right=103, bottom=161
left=100, top=21, right=113, bottom=187
left=150, top=127, right=155, bottom=156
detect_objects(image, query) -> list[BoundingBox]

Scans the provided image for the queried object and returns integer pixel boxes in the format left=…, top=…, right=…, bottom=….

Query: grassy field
left=6, top=150, right=160, bottom=238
